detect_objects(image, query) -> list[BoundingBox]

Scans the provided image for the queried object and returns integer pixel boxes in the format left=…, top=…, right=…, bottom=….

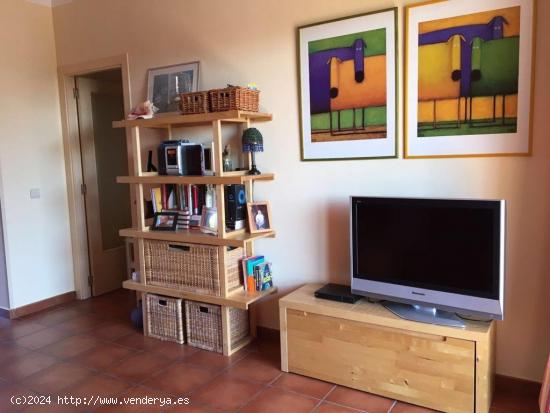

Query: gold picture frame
left=246, top=202, right=272, bottom=234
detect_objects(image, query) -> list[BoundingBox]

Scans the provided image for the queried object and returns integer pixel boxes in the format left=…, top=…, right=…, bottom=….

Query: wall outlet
left=30, top=188, right=41, bottom=199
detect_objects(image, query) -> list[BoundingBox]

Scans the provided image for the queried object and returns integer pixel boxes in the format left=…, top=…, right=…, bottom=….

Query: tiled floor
left=0, top=289, right=540, bottom=413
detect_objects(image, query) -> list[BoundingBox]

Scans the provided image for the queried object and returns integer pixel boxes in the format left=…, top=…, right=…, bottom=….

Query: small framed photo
left=200, top=207, right=218, bottom=235
left=246, top=202, right=272, bottom=233
left=147, top=61, right=200, bottom=115
left=152, top=212, right=178, bottom=231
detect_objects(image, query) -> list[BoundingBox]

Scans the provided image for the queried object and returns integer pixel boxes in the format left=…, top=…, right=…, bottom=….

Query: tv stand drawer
left=286, top=309, right=475, bottom=412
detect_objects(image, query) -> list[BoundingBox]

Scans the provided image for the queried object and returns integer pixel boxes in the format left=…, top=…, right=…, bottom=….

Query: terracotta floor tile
left=314, top=401, right=363, bottom=413
left=89, top=321, right=137, bottom=341
left=194, top=373, right=264, bottom=412
left=54, top=314, right=105, bottom=335
left=273, top=372, right=334, bottom=399
left=239, top=386, right=319, bottom=413
left=24, top=308, right=82, bottom=327
left=0, top=382, right=37, bottom=412
left=1, top=352, right=58, bottom=382
left=0, top=316, right=12, bottom=329
left=63, top=373, right=131, bottom=399
left=114, top=331, right=164, bottom=351
left=326, top=386, right=394, bottom=413
left=19, top=401, right=85, bottom=413
left=185, top=349, right=247, bottom=372
left=106, top=351, right=171, bottom=383
left=147, top=339, right=201, bottom=360
left=0, top=342, right=30, bottom=364
left=92, top=385, right=173, bottom=413
left=21, top=362, right=93, bottom=395
left=14, top=327, right=72, bottom=350
left=70, top=342, right=136, bottom=371
left=165, top=402, right=220, bottom=413
left=391, top=402, right=439, bottom=413
left=39, top=334, right=101, bottom=359
left=0, top=320, right=47, bottom=341
left=141, top=361, right=217, bottom=396
left=226, top=352, right=282, bottom=384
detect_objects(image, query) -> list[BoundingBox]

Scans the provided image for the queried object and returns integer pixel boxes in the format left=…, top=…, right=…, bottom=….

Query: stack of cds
left=177, top=208, right=191, bottom=230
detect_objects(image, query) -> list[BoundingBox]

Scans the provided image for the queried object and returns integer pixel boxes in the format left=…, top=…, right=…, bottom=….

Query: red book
left=192, top=185, right=199, bottom=215
left=161, top=184, right=167, bottom=210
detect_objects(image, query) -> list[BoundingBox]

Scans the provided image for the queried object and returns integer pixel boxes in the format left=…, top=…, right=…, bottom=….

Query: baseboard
left=495, top=374, right=542, bottom=397
left=0, top=307, right=9, bottom=319
left=257, top=326, right=280, bottom=341
left=8, top=291, right=76, bottom=319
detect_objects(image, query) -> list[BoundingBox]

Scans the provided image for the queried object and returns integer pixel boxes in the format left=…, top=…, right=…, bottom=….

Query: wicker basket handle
left=168, top=244, right=190, bottom=252
left=199, top=306, right=209, bottom=313
left=158, top=299, right=168, bottom=306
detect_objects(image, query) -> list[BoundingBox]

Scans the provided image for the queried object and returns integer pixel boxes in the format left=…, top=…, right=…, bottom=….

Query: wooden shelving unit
left=115, top=110, right=277, bottom=356
left=119, top=227, right=276, bottom=248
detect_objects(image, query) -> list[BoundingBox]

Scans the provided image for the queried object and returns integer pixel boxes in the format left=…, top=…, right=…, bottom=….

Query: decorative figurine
left=222, top=144, right=232, bottom=172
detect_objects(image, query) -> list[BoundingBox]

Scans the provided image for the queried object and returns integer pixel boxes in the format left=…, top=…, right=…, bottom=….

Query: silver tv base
left=382, top=301, right=466, bottom=328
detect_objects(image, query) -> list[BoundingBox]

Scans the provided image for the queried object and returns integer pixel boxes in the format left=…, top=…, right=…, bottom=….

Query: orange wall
left=51, top=0, right=550, bottom=381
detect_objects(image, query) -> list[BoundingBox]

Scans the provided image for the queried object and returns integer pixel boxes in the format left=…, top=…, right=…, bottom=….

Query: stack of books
left=240, top=255, right=273, bottom=292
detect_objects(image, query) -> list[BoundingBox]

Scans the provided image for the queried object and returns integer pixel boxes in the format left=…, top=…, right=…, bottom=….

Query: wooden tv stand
left=279, top=284, right=495, bottom=413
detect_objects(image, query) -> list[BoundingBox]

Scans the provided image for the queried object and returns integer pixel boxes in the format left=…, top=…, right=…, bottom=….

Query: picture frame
left=246, top=202, right=272, bottom=234
left=297, top=8, right=398, bottom=161
left=147, top=61, right=200, bottom=115
left=151, top=212, right=179, bottom=231
left=200, top=207, right=218, bottom=235
left=404, top=0, right=536, bottom=158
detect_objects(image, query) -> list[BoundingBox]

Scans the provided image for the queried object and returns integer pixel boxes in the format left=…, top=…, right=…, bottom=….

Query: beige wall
left=52, top=0, right=550, bottom=381
left=0, top=0, right=74, bottom=308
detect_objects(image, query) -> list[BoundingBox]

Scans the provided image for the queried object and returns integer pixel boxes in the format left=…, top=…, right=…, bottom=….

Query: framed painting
left=147, top=61, right=199, bottom=115
left=298, top=8, right=398, bottom=161
left=405, top=0, right=536, bottom=158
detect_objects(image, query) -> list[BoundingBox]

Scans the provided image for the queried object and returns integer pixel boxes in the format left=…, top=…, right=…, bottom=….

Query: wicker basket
left=209, top=87, right=259, bottom=112
left=185, top=300, right=249, bottom=353
left=146, top=294, right=185, bottom=344
left=144, top=240, right=242, bottom=295
left=180, top=91, right=209, bottom=115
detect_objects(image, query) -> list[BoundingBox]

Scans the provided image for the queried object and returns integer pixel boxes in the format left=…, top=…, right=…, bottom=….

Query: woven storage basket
left=144, top=240, right=242, bottom=295
left=146, top=294, right=185, bottom=344
left=208, top=87, right=259, bottom=112
left=185, top=300, right=249, bottom=353
left=180, top=91, right=209, bottom=115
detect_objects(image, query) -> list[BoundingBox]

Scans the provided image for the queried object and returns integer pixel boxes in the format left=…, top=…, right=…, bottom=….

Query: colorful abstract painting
left=405, top=0, right=535, bottom=158
left=299, top=9, right=397, bottom=160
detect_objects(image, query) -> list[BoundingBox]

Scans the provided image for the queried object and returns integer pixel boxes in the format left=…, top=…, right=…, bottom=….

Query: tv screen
left=351, top=197, right=505, bottom=319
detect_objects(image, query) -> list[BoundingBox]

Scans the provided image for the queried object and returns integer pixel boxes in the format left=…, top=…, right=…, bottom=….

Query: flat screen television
left=350, top=196, right=505, bottom=327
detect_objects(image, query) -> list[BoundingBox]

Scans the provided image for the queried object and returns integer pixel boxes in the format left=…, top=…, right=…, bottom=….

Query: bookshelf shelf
left=116, top=172, right=275, bottom=185
left=115, top=107, right=276, bottom=356
left=122, top=280, right=277, bottom=310
left=112, top=110, right=272, bottom=129
left=119, top=227, right=276, bottom=248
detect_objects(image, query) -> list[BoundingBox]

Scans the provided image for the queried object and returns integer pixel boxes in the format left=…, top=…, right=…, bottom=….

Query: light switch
left=30, top=188, right=41, bottom=199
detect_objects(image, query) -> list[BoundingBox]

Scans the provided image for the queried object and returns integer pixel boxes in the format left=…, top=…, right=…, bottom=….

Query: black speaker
left=225, top=184, right=246, bottom=230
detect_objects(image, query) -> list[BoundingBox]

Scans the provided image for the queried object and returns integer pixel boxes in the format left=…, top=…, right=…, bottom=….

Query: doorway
left=75, top=69, right=132, bottom=296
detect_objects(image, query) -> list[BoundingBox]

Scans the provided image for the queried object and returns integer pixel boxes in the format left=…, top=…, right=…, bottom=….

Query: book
left=151, top=188, right=162, bottom=213
left=255, top=262, right=273, bottom=291
left=240, top=255, right=264, bottom=291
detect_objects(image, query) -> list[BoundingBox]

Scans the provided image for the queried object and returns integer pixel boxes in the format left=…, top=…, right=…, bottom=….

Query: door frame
left=57, top=54, right=134, bottom=299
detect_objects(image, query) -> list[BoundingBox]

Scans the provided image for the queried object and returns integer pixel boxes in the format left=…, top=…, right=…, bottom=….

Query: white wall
left=52, top=0, right=550, bottom=381
left=0, top=0, right=74, bottom=308
left=0, top=201, right=9, bottom=309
